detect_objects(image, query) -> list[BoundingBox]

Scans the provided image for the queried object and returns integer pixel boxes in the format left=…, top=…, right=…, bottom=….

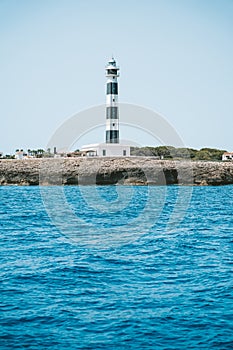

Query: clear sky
left=1, top=0, right=233, bottom=154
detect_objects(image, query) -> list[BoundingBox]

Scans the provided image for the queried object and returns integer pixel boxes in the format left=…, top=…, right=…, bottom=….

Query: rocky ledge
left=0, top=158, right=233, bottom=186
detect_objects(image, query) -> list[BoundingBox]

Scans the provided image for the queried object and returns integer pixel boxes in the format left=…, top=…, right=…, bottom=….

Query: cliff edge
left=0, top=158, right=233, bottom=186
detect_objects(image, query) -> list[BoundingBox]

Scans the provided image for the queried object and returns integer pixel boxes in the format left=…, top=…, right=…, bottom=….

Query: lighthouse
left=80, top=57, right=131, bottom=157
left=105, top=57, right=120, bottom=143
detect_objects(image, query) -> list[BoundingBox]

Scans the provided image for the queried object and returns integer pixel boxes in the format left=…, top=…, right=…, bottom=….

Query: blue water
left=0, top=185, right=233, bottom=349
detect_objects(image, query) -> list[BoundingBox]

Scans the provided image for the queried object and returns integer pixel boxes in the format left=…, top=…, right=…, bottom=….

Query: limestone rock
left=0, top=158, right=233, bottom=186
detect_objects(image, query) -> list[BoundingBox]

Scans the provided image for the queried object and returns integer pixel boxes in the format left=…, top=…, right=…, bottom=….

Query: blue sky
left=1, top=0, right=233, bottom=153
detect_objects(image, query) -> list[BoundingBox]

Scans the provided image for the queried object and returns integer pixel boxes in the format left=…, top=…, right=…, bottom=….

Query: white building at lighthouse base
left=80, top=143, right=131, bottom=157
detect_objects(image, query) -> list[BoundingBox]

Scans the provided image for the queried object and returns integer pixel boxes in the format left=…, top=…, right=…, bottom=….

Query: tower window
left=107, top=69, right=117, bottom=75
left=102, top=149, right=106, bottom=156
left=123, top=150, right=126, bottom=156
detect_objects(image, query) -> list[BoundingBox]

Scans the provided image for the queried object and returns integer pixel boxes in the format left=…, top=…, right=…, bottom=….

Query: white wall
left=222, top=153, right=233, bottom=161
left=81, top=143, right=131, bottom=157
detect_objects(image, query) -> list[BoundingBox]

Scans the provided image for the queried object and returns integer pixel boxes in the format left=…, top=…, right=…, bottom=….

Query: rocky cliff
left=0, top=158, right=233, bottom=186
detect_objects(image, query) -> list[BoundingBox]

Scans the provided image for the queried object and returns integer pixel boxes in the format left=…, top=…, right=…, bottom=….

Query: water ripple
left=0, top=185, right=233, bottom=349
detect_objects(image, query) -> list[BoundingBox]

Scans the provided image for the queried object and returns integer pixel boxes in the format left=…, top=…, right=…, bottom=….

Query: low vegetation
left=130, top=146, right=226, bottom=161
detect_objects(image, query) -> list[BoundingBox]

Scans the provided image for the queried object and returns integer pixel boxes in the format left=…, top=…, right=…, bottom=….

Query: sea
left=0, top=185, right=233, bottom=349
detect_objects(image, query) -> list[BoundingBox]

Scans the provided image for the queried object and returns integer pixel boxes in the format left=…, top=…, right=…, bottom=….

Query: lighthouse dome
left=106, top=57, right=119, bottom=77
left=108, top=57, right=116, bottom=66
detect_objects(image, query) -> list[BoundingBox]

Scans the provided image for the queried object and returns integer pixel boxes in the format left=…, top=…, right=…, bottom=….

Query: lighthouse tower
left=80, top=57, right=131, bottom=157
left=105, top=57, right=119, bottom=143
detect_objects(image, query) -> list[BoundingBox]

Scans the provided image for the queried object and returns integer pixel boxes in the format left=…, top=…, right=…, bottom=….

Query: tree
left=37, top=149, right=45, bottom=158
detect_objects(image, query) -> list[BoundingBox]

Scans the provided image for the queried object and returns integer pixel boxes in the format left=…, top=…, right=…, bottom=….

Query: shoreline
left=0, top=158, right=233, bottom=186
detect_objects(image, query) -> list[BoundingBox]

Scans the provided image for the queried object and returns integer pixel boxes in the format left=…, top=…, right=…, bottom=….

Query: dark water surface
left=0, top=185, right=233, bottom=349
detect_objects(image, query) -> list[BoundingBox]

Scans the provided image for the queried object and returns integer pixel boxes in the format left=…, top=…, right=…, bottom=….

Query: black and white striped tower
left=105, top=57, right=120, bottom=143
